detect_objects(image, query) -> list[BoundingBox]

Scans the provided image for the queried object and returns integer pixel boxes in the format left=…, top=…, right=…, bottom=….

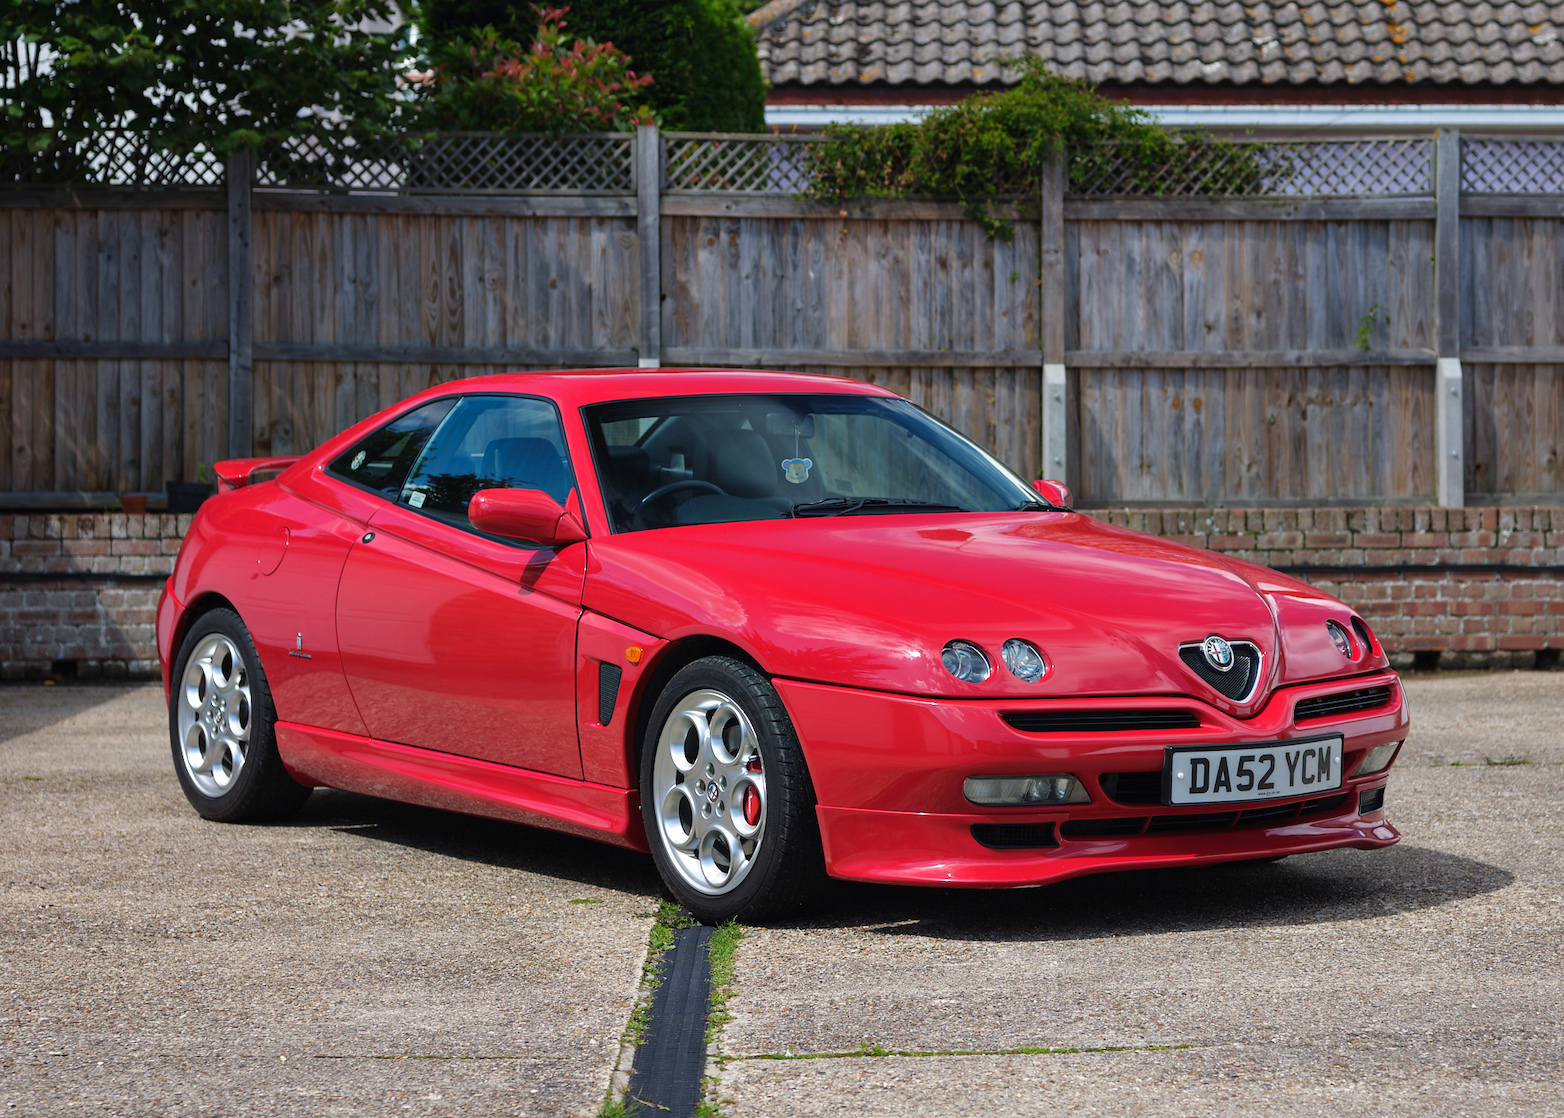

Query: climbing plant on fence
left=802, top=60, right=1267, bottom=237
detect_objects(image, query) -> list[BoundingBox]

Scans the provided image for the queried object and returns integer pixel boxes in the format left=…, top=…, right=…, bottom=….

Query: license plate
left=1164, top=737, right=1344, bottom=806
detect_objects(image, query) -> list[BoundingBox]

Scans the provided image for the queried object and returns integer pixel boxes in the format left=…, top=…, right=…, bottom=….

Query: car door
left=335, top=394, right=587, bottom=779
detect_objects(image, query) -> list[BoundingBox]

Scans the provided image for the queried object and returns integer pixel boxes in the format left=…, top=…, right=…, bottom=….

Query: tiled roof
left=750, top=2, right=1564, bottom=88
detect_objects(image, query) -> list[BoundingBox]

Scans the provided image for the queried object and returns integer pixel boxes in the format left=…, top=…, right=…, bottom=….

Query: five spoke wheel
left=176, top=633, right=253, bottom=797
left=168, top=608, right=310, bottom=822
left=653, top=689, right=767, bottom=896
left=640, top=656, right=823, bottom=923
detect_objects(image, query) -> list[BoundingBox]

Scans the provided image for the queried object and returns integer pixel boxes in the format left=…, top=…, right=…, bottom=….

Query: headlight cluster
left=941, top=638, right=1047, bottom=684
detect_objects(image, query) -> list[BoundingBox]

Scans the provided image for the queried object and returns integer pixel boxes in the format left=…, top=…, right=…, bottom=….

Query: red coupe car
left=158, top=370, right=1406, bottom=922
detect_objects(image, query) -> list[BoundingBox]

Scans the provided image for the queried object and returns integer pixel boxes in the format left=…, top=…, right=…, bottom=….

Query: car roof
left=422, top=368, right=897, bottom=409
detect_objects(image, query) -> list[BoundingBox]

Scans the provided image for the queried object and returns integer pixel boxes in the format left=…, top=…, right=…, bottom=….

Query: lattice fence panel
left=254, top=132, right=635, bottom=193
left=663, top=133, right=822, bottom=193
left=1071, top=138, right=1433, bottom=197
left=1463, top=139, right=1564, bottom=193
left=0, top=131, right=224, bottom=187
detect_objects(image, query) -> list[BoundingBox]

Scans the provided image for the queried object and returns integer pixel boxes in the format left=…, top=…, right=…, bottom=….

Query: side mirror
left=1031, top=478, right=1073, bottom=510
left=469, top=488, right=588, bottom=547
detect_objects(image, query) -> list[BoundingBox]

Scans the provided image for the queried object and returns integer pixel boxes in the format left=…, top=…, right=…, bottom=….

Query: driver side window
left=399, top=395, right=574, bottom=533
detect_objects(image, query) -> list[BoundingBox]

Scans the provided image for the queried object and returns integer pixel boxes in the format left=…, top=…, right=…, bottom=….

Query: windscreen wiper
left=789, top=497, right=968, bottom=517
left=1011, top=498, right=1064, bottom=512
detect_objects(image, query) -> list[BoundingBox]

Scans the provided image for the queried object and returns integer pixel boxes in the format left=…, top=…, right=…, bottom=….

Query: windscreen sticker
left=782, top=457, right=813, bottom=484
left=407, top=490, right=426, bottom=508
left=350, top=450, right=367, bottom=470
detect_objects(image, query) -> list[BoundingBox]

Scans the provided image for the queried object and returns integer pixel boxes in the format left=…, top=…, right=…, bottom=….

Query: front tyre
left=169, top=607, right=310, bottom=823
left=641, top=656, right=823, bottom=923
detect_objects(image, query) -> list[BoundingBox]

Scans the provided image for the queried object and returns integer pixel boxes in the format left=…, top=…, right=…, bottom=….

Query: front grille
left=971, top=822, right=1059, bottom=849
left=1058, top=791, right=1355, bottom=841
left=1179, top=640, right=1262, bottom=701
left=1295, top=686, right=1393, bottom=723
left=1003, top=709, right=1201, bottom=733
left=1100, top=771, right=1163, bottom=804
left=1060, top=817, right=1148, bottom=838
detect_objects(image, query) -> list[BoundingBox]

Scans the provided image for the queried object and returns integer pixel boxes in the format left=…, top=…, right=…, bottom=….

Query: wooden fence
left=3, top=128, right=1563, bottom=507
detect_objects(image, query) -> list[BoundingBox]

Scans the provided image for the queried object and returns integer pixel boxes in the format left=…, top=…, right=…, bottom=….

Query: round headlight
left=941, top=640, right=992, bottom=683
left=1326, top=620, right=1354, bottom=658
left=1001, top=638, right=1047, bottom=683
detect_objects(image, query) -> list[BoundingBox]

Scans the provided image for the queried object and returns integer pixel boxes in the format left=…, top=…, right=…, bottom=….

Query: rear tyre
left=169, top=608, right=310, bottom=823
left=641, top=656, right=823, bottom=923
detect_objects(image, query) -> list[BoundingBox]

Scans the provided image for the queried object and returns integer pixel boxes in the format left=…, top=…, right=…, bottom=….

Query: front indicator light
left=1001, top=638, right=1047, bottom=682
left=964, top=774, right=1090, bottom=806
left=1350, top=741, right=1401, bottom=777
left=942, top=640, right=992, bottom=683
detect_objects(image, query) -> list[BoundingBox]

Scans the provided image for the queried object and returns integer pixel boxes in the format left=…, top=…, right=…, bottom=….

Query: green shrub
left=414, top=0, right=766, bottom=132
left=804, top=59, right=1262, bottom=237
left=412, top=5, right=654, bottom=133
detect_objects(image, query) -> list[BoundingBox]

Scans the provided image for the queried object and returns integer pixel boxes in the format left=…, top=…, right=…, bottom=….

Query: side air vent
left=597, top=662, right=623, bottom=726
left=1295, top=686, right=1393, bottom=723
left=1178, top=640, right=1262, bottom=701
left=1003, top=709, right=1201, bottom=733
left=971, top=822, right=1059, bottom=849
left=1099, top=771, right=1163, bottom=805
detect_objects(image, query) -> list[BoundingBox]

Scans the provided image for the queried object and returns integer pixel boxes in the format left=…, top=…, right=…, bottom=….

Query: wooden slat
left=1065, top=348, right=1436, bottom=368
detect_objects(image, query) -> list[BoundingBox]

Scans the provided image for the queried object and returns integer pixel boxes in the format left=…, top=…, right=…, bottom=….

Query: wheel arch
left=169, top=591, right=241, bottom=683
left=629, top=635, right=768, bottom=777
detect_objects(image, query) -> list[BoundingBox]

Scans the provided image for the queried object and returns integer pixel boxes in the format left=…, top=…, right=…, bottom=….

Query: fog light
left=942, top=640, right=992, bottom=683
left=1350, top=741, right=1400, bottom=777
left=1001, top=638, right=1047, bottom=682
left=963, top=774, right=1090, bottom=806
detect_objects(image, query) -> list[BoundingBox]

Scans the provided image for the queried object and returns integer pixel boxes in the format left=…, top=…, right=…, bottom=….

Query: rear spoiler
left=213, top=457, right=301, bottom=492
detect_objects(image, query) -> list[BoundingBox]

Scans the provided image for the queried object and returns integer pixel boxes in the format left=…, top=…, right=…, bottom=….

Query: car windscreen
left=583, top=393, right=1041, bottom=533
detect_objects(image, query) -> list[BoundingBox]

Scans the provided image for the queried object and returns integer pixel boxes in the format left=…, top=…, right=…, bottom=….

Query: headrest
left=481, top=437, right=570, bottom=503
left=706, top=429, right=778, bottom=499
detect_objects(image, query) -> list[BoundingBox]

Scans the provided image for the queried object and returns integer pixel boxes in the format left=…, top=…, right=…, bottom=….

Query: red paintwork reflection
left=337, top=500, right=585, bottom=778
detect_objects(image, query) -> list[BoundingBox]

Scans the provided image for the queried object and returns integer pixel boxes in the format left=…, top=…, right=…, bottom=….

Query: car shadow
left=775, top=843, right=1513, bottom=940
left=278, top=787, right=665, bottom=899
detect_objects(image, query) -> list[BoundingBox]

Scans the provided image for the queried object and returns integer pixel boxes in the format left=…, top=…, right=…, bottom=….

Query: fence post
left=1039, top=151, right=1068, bottom=485
left=226, top=147, right=254, bottom=459
left=1434, top=129, right=1463, bottom=508
left=636, top=124, right=662, bottom=369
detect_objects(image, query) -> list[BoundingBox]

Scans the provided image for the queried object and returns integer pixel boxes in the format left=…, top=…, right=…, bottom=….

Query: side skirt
left=275, top=721, right=649, bottom=852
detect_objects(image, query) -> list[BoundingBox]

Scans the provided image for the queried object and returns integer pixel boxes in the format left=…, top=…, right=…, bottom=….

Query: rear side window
left=399, top=395, right=574, bottom=531
left=329, top=398, right=456, bottom=495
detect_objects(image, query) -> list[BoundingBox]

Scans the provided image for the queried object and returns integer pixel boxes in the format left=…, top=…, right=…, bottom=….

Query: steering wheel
left=635, top=479, right=727, bottom=517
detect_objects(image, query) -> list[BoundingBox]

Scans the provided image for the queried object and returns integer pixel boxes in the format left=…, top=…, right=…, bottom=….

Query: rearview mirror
left=1032, top=478, right=1073, bottom=510
left=468, top=488, right=588, bottom=547
left=764, top=411, right=815, bottom=438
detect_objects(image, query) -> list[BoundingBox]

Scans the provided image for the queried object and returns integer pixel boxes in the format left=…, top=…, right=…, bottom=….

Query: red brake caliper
left=743, top=757, right=762, bottom=825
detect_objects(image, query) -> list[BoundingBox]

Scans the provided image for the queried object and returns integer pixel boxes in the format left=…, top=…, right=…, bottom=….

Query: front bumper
left=773, top=671, right=1406, bottom=888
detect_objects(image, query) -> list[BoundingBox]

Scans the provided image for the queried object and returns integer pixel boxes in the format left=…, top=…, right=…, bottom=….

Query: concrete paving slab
left=715, top=674, right=1564, bottom=1117
left=0, top=684, right=663, bottom=1117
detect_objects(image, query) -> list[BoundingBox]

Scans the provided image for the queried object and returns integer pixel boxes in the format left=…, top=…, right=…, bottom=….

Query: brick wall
left=1, top=514, right=189, bottom=680
left=1082, top=506, right=1564, bottom=669
left=2, top=507, right=1560, bottom=680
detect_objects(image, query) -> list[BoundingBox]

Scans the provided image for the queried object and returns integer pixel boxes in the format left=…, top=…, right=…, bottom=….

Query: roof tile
left=753, top=0, right=1564, bottom=86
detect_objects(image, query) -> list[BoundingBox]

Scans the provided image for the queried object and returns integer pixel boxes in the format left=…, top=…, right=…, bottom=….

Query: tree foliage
left=414, top=0, right=766, bottom=132
left=804, top=60, right=1248, bottom=237
left=0, top=0, right=409, bottom=178
left=412, top=5, right=654, bottom=133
